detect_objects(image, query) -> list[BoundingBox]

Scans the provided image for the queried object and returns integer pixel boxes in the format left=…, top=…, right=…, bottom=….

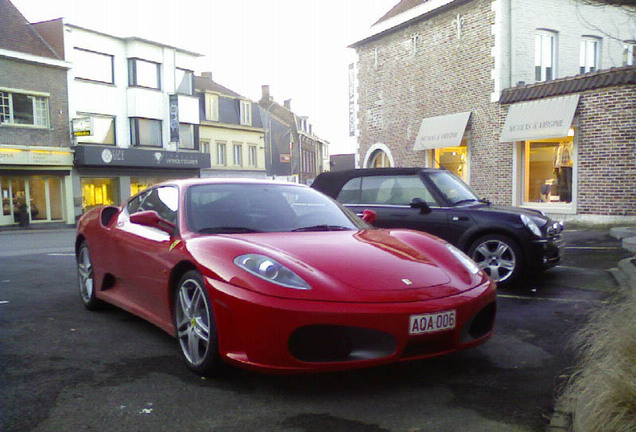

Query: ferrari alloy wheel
left=174, top=271, right=219, bottom=374
left=77, top=241, right=103, bottom=310
left=468, top=234, right=522, bottom=286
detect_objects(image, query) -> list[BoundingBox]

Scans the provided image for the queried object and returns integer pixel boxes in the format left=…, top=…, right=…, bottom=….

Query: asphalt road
left=0, top=228, right=631, bottom=432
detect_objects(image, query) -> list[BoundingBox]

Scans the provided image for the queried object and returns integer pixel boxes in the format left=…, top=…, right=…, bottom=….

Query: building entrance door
left=0, top=177, right=27, bottom=226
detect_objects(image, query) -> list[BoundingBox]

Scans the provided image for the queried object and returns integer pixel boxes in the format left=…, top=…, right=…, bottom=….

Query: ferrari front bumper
left=206, top=277, right=496, bottom=373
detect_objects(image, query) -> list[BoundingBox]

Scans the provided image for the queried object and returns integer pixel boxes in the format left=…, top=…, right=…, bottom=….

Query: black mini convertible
left=312, top=168, right=565, bottom=286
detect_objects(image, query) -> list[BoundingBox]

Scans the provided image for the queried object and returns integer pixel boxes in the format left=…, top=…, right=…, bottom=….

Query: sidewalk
left=609, top=226, right=636, bottom=292
left=549, top=226, right=636, bottom=432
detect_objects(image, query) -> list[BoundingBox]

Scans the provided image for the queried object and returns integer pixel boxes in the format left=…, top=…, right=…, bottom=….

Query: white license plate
left=409, top=310, right=456, bottom=335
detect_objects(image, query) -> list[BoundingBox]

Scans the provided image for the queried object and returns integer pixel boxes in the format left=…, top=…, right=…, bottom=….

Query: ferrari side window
left=139, top=187, right=178, bottom=224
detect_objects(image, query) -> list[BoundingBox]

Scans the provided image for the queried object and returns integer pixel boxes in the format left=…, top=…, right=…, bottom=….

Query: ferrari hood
left=237, top=229, right=452, bottom=291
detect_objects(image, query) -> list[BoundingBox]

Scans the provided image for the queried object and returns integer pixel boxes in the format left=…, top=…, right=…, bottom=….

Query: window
left=178, top=123, right=194, bottom=150
left=522, top=136, right=574, bottom=204
left=130, top=118, right=162, bottom=147
left=411, top=35, right=420, bottom=56
left=73, top=48, right=114, bottom=84
left=77, top=114, right=116, bottom=145
left=248, top=145, right=257, bottom=167
left=0, top=91, right=49, bottom=127
left=368, top=149, right=391, bottom=168
left=580, top=37, right=600, bottom=73
left=131, top=177, right=166, bottom=196
left=623, top=41, right=636, bottom=66
left=205, top=93, right=219, bottom=121
left=200, top=140, right=210, bottom=155
left=128, top=59, right=161, bottom=89
left=127, top=186, right=178, bottom=225
left=176, top=68, right=193, bottom=95
left=535, top=31, right=556, bottom=81
left=433, top=141, right=468, bottom=182
left=337, top=175, right=437, bottom=206
left=233, top=143, right=243, bottom=166
left=240, top=100, right=252, bottom=126
left=216, top=141, right=227, bottom=165
left=81, top=177, right=118, bottom=211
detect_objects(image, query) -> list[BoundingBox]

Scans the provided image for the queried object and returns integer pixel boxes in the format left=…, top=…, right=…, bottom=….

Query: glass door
left=1, top=177, right=14, bottom=225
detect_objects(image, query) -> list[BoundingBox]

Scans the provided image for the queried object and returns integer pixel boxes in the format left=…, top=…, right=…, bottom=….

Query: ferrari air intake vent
left=288, top=325, right=396, bottom=363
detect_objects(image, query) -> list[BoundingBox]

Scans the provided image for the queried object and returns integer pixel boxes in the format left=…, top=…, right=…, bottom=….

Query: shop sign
left=413, top=111, right=471, bottom=150
left=0, top=147, right=73, bottom=166
left=169, top=94, right=180, bottom=143
left=500, top=95, right=580, bottom=142
left=74, top=145, right=210, bottom=169
left=72, top=117, right=92, bottom=136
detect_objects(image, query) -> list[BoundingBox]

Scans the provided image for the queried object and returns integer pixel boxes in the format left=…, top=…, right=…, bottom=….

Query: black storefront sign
left=74, top=145, right=211, bottom=169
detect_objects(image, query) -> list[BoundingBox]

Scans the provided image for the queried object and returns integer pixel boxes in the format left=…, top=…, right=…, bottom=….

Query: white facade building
left=56, top=23, right=208, bottom=218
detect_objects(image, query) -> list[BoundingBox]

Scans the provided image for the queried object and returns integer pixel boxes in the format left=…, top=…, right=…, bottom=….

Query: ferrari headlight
left=234, top=254, right=311, bottom=290
left=520, top=214, right=543, bottom=238
left=445, top=244, right=480, bottom=275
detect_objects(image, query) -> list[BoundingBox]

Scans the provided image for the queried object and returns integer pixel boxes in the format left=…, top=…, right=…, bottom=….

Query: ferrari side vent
left=288, top=325, right=396, bottom=363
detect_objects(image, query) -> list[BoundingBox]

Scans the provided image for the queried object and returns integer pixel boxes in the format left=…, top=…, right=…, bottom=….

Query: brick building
left=0, top=0, right=74, bottom=228
left=351, top=0, right=635, bottom=223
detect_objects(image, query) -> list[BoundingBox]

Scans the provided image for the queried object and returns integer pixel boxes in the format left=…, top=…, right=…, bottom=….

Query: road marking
left=48, top=253, right=75, bottom=256
left=0, top=301, right=9, bottom=305
left=497, top=294, right=608, bottom=304
left=565, top=246, right=623, bottom=250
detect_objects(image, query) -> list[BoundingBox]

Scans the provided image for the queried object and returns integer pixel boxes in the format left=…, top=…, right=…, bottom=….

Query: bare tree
left=575, top=0, right=636, bottom=8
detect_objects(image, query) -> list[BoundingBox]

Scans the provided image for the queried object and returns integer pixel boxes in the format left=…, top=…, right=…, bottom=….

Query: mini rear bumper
left=206, top=277, right=497, bottom=373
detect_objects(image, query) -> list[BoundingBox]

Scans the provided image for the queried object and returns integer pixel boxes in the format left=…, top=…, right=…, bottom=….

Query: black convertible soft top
left=311, top=167, right=442, bottom=198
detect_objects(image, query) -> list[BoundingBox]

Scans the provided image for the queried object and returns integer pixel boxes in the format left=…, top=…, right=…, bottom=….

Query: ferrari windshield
left=186, top=183, right=369, bottom=234
left=428, top=171, right=480, bottom=205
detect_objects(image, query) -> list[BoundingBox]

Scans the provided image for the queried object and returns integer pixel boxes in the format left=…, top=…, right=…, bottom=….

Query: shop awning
left=413, top=111, right=471, bottom=150
left=499, top=95, right=579, bottom=142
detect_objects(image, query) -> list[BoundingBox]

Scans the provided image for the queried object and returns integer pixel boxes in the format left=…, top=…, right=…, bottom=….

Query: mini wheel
left=468, top=234, right=522, bottom=286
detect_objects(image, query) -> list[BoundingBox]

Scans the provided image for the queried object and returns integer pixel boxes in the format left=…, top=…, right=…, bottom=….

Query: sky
left=11, top=0, right=398, bottom=155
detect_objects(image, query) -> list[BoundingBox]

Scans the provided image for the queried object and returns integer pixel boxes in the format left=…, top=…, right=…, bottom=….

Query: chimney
left=284, top=99, right=292, bottom=110
left=261, top=85, right=271, bottom=102
left=201, top=71, right=213, bottom=81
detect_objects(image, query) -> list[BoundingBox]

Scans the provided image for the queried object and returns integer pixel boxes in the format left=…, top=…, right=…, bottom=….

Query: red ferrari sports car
left=76, top=179, right=496, bottom=374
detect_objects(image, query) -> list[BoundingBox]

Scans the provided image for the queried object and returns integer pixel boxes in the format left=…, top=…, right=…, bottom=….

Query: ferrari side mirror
left=362, top=209, right=378, bottom=224
left=130, top=210, right=175, bottom=235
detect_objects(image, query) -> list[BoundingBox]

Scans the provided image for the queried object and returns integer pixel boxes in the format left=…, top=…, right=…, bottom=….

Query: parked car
left=311, top=168, right=565, bottom=286
left=76, top=178, right=496, bottom=375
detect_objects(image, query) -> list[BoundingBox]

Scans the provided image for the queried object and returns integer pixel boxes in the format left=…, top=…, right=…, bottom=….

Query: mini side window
left=360, top=175, right=437, bottom=206
left=336, top=177, right=361, bottom=204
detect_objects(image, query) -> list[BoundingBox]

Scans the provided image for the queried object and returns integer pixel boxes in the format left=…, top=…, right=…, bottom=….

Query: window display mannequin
left=554, top=140, right=573, bottom=203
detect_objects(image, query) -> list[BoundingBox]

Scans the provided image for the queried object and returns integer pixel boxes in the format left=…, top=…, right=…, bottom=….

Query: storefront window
left=0, top=176, right=65, bottom=225
left=433, top=141, right=468, bottom=182
left=81, top=178, right=118, bottom=211
left=131, top=177, right=166, bottom=196
left=523, top=134, right=574, bottom=204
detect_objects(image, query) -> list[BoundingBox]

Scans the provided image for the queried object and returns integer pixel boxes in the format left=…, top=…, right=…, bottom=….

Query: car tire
left=76, top=241, right=104, bottom=310
left=467, top=234, right=523, bottom=286
left=174, top=270, right=220, bottom=375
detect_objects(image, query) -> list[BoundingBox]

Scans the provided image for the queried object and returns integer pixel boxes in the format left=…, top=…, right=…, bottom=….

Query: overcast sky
left=12, top=0, right=397, bottom=154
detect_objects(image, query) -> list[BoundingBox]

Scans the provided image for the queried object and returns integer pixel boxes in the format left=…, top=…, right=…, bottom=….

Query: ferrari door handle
left=451, top=216, right=469, bottom=221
